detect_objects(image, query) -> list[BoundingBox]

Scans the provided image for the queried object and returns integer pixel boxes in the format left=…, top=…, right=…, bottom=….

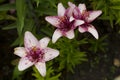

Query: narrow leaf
left=110, top=6, right=120, bottom=9
left=0, top=3, right=15, bottom=11
left=2, top=23, right=16, bottom=30
left=16, top=0, right=26, bottom=35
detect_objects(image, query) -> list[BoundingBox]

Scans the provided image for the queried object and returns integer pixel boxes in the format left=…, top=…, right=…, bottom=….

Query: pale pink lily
left=45, top=3, right=84, bottom=43
left=14, top=31, right=59, bottom=77
left=68, top=2, right=102, bottom=39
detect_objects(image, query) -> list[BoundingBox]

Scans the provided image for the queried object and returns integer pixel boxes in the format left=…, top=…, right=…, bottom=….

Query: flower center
left=81, top=11, right=89, bottom=21
left=59, top=16, right=74, bottom=32
left=27, top=47, right=44, bottom=62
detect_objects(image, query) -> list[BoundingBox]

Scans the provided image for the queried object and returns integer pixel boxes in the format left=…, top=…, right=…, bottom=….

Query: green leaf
left=11, top=35, right=24, bottom=46
left=48, top=0, right=57, bottom=8
left=48, top=73, right=61, bottom=80
left=49, top=38, right=87, bottom=72
left=16, top=0, right=26, bottom=35
left=34, top=0, right=41, bottom=7
left=23, top=19, right=34, bottom=32
left=0, top=3, right=15, bottom=11
left=110, top=0, right=120, bottom=3
left=0, top=12, right=16, bottom=20
left=110, top=6, right=120, bottom=9
left=116, top=18, right=120, bottom=24
left=88, top=35, right=108, bottom=53
left=32, top=66, right=61, bottom=80
left=12, top=66, right=24, bottom=80
left=2, top=23, right=16, bottom=30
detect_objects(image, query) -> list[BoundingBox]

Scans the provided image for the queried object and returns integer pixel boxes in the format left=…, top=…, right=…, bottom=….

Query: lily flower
left=45, top=3, right=84, bottom=43
left=14, top=31, right=59, bottom=77
left=68, top=2, right=102, bottom=39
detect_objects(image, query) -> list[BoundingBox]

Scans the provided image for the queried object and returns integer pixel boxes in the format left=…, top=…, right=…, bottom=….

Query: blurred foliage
left=49, top=37, right=87, bottom=73
left=90, top=0, right=120, bottom=27
left=12, top=66, right=25, bottom=80
left=88, top=35, right=108, bottom=53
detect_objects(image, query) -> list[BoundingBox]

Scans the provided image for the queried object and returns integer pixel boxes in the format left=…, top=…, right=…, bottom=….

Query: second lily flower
left=45, top=2, right=102, bottom=43
left=45, top=2, right=84, bottom=43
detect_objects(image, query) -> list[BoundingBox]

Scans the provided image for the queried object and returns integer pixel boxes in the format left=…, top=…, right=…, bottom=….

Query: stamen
left=27, top=47, right=44, bottom=62
left=59, top=16, right=73, bottom=32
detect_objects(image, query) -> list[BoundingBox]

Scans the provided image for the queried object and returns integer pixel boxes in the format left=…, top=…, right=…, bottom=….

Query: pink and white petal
left=74, top=20, right=84, bottom=27
left=58, top=3, right=65, bottom=17
left=18, top=57, right=34, bottom=71
left=88, top=25, right=99, bottom=39
left=68, top=2, right=76, bottom=8
left=24, top=31, right=38, bottom=49
left=73, top=7, right=81, bottom=18
left=44, top=48, right=59, bottom=61
left=14, top=47, right=26, bottom=57
left=45, top=16, right=60, bottom=27
left=78, top=4, right=86, bottom=13
left=78, top=26, right=87, bottom=33
left=65, top=30, right=75, bottom=39
left=69, top=16, right=75, bottom=22
left=39, top=37, right=50, bottom=49
left=35, top=62, right=46, bottom=77
left=66, top=2, right=75, bottom=17
left=52, top=29, right=62, bottom=43
left=87, top=10, right=102, bottom=23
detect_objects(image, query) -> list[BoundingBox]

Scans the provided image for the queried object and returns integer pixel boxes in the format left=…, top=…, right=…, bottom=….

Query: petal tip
left=18, top=65, right=24, bottom=71
left=43, top=37, right=50, bottom=42
left=39, top=37, right=50, bottom=48
left=14, top=47, right=26, bottom=57
left=95, top=35, right=99, bottom=39
left=45, top=17, right=49, bottom=22
left=99, top=10, right=102, bottom=14
left=52, top=40, right=56, bottom=43
left=35, top=62, right=46, bottom=77
left=96, top=10, right=102, bottom=16
left=88, top=25, right=99, bottom=39
left=58, top=3, right=65, bottom=16
left=52, top=29, right=62, bottom=43
left=94, top=35, right=99, bottom=40
left=66, top=30, right=75, bottom=39
left=25, top=31, right=31, bottom=35
left=58, top=3, right=62, bottom=6
left=41, top=72, right=46, bottom=77
left=52, top=38, right=58, bottom=43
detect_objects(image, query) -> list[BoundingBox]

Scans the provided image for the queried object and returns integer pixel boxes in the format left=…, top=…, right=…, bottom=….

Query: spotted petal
left=87, top=11, right=102, bottom=23
left=78, top=4, right=86, bottom=13
left=14, top=47, right=26, bottom=57
left=52, top=29, right=62, bottom=43
left=45, top=16, right=60, bottom=27
left=65, top=30, right=75, bottom=39
left=24, top=31, right=38, bottom=49
left=58, top=3, right=65, bottom=17
left=44, top=48, right=59, bottom=61
left=39, top=37, right=50, bottom=49
left=18, top=57, right=34, bottom=71
left=88, top=25, right=99, bottom=39
left=35, top=62, right=46, bottom=77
